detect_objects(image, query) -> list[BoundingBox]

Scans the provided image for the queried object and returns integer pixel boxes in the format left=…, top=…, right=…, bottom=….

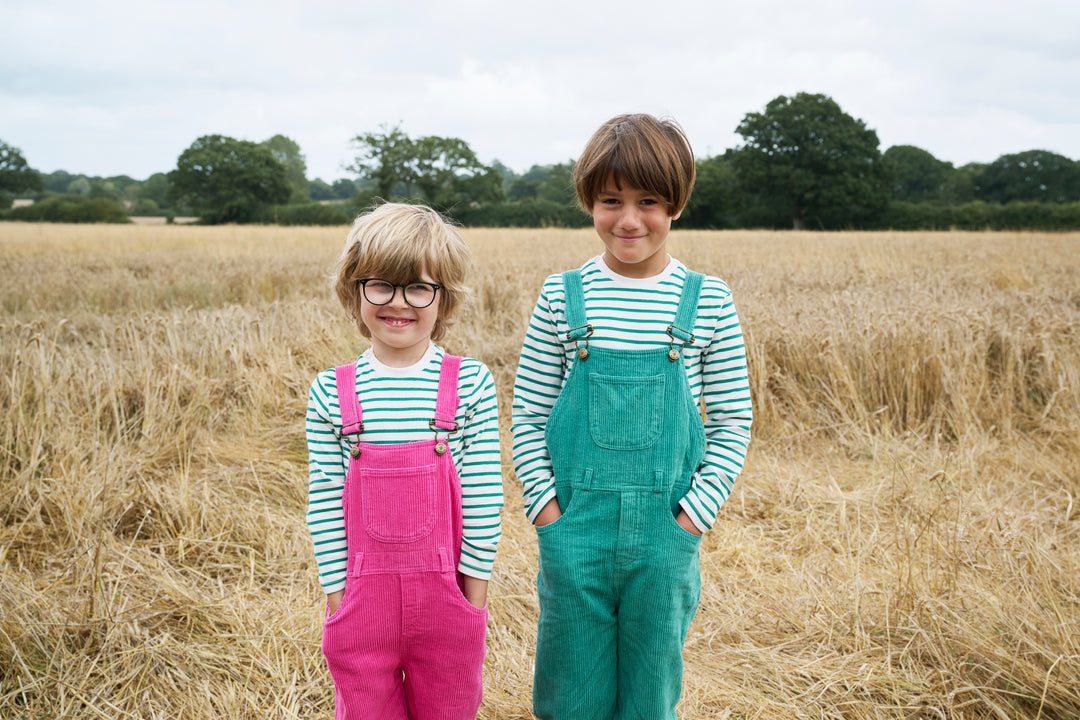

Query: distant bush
left=451, top=199, right=590, bottom=228
left=3, top=194, right=129, bottom=223
left=882, top=200, right=1080, bottom=231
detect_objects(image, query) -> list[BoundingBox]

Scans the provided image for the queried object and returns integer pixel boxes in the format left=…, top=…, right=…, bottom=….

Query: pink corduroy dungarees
left=322, top=354, right=488, bottom=719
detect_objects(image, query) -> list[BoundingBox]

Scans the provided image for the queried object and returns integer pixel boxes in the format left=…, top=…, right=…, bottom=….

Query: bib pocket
left=360, top=463, right=437, bottom=543
left=588, top=372, right=665, bottom=450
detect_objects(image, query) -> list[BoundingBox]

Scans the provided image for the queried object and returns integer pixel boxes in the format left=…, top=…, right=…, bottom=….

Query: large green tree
left=507, top=163, right=576, bottom=204
left=140, top=173, right=171, bottom=210
left=67, top=177, right=91, bottom=195
left=489, top=159, right=518, bottom=195
left=536, top=163, right=575, bottom=206
left=0, top=140, right=43, bottom=206
left=508, top=175, right=540, bottom=201
left=40, top=169, right=73, bottom=194
left=884, top=145, right=976, bottom=204
left=412, top=135, right=502, bottom=207
left=262, top=134, right=310, bottom=203
left=731, top=93, right=890, bottom=229
left=975, top=150, right=1080, bottom=204
left=883, top=145, right=951, bottom=203
left=348, top=125, right=504, bottom=210
left=167, top=135, right=290, bottom=223
left=332, top=178, right=361, bottom=200
left=309, top=178, right=335, bottom=201
left=348, top=124, right=417, bottom=200
left=681, top=153, right=743, bottom=228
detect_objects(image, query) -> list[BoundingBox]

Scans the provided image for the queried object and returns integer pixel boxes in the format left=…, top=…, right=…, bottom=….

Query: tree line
left=4, top=92, right=1080, bottom=229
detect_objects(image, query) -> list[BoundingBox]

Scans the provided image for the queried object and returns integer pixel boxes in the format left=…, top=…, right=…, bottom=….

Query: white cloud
left=1, top=0, right=1078, bottom=180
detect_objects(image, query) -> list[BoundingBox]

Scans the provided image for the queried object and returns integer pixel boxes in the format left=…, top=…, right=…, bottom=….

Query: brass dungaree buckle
left=429, top=418, right=459, bottom=455
left=343, top=421, right=364, bottom=457
left=666, top=325, right=695, bottom=362
left=566, top=324, right=594, bottom=361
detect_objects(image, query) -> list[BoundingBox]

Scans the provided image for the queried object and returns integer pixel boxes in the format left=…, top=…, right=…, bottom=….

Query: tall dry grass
left=1, top=222, right=1078, bottom=719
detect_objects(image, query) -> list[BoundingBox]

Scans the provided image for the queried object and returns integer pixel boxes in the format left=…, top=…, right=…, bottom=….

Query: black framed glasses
left=358, top=278, right=442, bottom=308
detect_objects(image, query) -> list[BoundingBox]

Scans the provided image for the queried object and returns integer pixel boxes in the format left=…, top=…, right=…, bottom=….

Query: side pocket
left=535, top=484, right=577, bottom=537
left=446, top=572, right=489, bottom=618
left=323, top=580, right=353, bottom=629
left=588, top=373, right=665, bottom=450
left=661, top=496, right=704, bottom=550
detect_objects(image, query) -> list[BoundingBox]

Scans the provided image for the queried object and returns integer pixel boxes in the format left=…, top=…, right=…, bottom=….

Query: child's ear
left=672, top=209, right=683, bottom=221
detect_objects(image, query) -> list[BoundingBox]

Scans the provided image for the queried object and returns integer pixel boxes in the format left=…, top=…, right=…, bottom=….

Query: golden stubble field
left=1, top=222, right=1078, bottom=719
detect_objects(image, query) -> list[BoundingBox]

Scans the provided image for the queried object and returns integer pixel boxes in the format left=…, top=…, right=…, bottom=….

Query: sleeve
left=511, top=279, right=569, bottom=522
left=455, top=360, right=504, bottom=580
left=305, top=371, right=349, bottom=594
left=678, top=285, right=753, bottom=532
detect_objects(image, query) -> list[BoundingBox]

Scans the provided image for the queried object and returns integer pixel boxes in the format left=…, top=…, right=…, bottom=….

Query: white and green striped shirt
left=512, top=255, right=752, bottom=532
left=306, top=343, right=503, bottom=594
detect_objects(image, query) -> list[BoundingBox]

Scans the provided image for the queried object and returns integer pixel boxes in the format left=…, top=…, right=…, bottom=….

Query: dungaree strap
left=561, top=270, right=591, bottom=341
left=334, top=363, right=364, bottom=436
left=669, top=270, right=704, bottom=343
left=431, top=354, right=462, bottom=431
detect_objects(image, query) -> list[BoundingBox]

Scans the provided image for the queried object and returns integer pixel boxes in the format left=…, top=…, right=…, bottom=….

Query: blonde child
left=512, top=114, right=753, bottom=719
left=306, top=203, right=502, bottom=719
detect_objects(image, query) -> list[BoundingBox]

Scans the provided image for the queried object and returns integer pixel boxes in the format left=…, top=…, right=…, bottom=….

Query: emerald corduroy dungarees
left=534, top=269, right=706, bottom=720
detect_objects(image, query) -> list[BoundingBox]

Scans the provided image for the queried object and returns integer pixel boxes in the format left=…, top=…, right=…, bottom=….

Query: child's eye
left=640, top=198, right=659, bottom=206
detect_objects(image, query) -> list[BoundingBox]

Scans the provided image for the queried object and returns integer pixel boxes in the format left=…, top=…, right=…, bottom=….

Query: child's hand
left=462, top=576, right=489, bottom=609
left=533, top=499, right=563, bottom=528
left=327, top=590, right=345, bottom=616
left=675, top=510, right=703, bottom=536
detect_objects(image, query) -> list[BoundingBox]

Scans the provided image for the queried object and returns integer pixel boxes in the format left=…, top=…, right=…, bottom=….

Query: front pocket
left=588, top=372, right=665, bottom=450
left=360, top=463, right=437, bottom=543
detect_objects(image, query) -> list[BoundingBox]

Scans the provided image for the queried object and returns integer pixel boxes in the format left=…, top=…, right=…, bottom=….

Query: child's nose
left=386, top=286, right=409, bottom=307
left=618, top=206, right=642, bottom=227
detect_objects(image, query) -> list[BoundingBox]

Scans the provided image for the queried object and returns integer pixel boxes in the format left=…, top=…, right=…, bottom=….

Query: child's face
left=359, top=265, right=441, bottom=367
left=590, top=176, right=680, bottom=279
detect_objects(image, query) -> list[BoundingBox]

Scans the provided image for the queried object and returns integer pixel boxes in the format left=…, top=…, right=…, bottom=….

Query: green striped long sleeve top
left=306, top=343, right=503, bottom=594
left=512, top=255, right=752, bottom=532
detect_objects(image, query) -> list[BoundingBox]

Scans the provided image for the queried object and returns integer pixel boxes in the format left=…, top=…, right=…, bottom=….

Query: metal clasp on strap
left=666, top=324, right=695, bottom=362
left=429, top=418, right=459, bottom=433
left=429, top=418, right=459, bottom=455
left=566, top=324, right=594, bottom=361
left=342, top=420, right=364, bottom=457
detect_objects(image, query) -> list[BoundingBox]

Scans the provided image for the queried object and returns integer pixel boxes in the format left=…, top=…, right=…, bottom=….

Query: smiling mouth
left=380, top=317, right=415, bottom=328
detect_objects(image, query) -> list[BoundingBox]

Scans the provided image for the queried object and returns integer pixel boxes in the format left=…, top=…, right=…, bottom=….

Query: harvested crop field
left=1, top=223, right=1078, bottom=718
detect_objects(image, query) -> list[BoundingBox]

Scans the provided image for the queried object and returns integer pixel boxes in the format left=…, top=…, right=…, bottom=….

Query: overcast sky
left=3, top=0, right=1079, bottom=182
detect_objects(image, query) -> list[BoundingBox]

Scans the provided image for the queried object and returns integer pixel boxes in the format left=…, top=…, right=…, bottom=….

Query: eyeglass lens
left=363, top=280, right=437, bottom=308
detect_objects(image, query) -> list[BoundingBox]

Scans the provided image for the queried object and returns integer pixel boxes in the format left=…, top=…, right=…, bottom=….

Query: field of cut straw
left=1, top=222, right=1078, bottom=719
